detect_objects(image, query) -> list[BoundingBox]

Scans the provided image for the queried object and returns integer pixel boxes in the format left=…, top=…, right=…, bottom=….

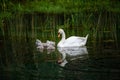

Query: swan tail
left=85, top=34, right=89, bottom=39
left=84, top=34, right=89, bottom=46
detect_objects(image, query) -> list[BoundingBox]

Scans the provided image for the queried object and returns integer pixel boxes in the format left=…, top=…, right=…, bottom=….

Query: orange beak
left=58, top=33, right=60, bottom=38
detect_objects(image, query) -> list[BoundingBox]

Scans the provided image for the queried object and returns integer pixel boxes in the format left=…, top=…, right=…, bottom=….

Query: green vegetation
left=0, top=0, right=120, bottom=48
left=1, top=0, right=120, bottom=13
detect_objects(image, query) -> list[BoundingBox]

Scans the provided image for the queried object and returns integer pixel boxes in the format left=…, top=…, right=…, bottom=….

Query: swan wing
left=63, top=36, right=86, bottom=47
left=65, top=36, right=85, bottom=43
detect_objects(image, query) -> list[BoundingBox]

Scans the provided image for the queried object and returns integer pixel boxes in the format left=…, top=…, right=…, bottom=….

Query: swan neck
left=61, top=31, right=66, bottom=41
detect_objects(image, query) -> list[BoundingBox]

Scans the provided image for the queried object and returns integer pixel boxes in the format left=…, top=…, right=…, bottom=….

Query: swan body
left=57, top=29, right=88, bottom=47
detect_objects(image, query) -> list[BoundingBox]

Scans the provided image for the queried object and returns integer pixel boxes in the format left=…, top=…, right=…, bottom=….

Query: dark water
left=0, top=40, right=120, bottom=80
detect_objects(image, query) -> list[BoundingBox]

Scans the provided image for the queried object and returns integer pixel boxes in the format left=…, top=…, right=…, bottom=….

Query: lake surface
left=0, top=40, right=120, bottom=80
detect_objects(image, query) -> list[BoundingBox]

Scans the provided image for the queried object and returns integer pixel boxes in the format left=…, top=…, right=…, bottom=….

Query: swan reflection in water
left=57, top=46, right=89, bottom=67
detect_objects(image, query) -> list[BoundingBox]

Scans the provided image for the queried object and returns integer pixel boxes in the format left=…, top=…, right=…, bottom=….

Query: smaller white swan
left=46, top=40, right=55, bottom=50
left=35, top=39, right=55, bottom=50
left=36, top=39, right=44, bottom=49
left=57, top=29, right=89, bottom=47
left=36, top=39, right=42, bottom=46
left=46, top=40, right=55, bottom=46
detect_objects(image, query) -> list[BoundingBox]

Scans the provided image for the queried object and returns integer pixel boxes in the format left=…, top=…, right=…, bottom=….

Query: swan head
left=58, top=29, right=64, bottom=38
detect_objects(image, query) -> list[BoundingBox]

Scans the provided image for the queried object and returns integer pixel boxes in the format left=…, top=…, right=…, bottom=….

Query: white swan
left=57, top=29, right=89, bottom=47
